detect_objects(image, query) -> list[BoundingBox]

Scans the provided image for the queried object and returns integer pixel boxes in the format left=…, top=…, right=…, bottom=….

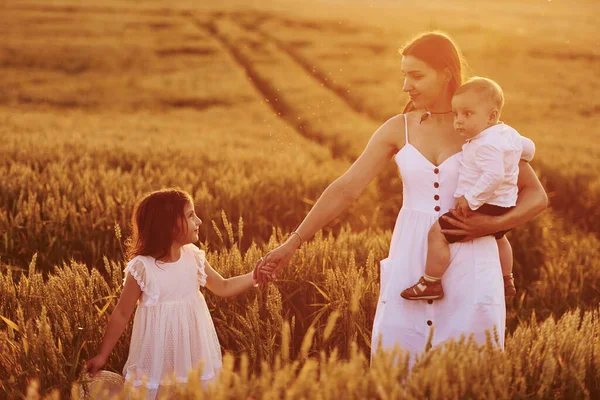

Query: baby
left=401, top=77, right=535, bottom=301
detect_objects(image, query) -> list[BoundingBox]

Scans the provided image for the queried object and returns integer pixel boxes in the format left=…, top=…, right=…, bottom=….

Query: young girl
left=85, top=188, right=258, bottom=398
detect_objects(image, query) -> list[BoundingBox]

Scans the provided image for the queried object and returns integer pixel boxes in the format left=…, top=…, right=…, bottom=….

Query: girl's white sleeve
left=189, top=245, right=208, bottom=287
left=123, top=257, right=159, bottom=306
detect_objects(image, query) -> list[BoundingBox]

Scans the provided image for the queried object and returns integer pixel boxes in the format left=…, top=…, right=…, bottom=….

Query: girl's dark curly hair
left=125, top=188, right=193, bottom=261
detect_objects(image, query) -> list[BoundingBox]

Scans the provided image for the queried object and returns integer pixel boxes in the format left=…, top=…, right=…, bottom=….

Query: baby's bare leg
left=424, top=221, right=450, bottom=279
left=497, top=236, right=513, bottom=276
left=497, top=236, right=516, bottom=297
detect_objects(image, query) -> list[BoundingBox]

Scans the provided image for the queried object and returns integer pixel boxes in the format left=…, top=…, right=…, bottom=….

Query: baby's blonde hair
left=454, top=77, right=505, bottom=115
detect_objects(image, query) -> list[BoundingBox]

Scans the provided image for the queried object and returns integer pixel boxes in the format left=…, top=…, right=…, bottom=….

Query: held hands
left=255, top=234, right=301, bottom=284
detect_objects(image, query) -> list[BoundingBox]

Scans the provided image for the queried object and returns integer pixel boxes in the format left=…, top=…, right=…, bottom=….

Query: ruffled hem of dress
left=125, top=370, right=219, bottom=389
left=124, top=263, right=159, bottom=306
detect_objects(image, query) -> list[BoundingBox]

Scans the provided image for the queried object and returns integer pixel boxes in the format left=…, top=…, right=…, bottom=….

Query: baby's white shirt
left=454, top=123, right=535, bottom=210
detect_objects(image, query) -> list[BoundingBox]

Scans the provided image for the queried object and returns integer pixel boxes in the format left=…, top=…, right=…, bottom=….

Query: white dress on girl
left=122, top=244, right=222, bottom=398
left=371, top=115, right=506, bottom=363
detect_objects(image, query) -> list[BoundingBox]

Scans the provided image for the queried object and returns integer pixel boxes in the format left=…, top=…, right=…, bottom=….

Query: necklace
left=419, top=109, right=453, bottom=124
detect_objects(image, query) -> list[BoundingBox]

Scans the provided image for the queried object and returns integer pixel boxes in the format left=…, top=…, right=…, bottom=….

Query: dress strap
left=404, top=114, right=409, bottom=144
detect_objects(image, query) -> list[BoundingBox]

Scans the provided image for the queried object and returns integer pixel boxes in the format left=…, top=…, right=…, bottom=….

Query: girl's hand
left=257, top=239, right=300, bottom=283
left=251, top=260, right=261, bottom=287
left=440, top=209, right=501, bottom=242
left=85, top=354, right=108, bottom=377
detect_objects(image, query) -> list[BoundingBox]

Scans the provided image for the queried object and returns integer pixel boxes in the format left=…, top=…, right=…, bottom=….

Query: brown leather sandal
left=503, top=273, right=516, bottom=298
left=401, top=276, right=444, bottom=300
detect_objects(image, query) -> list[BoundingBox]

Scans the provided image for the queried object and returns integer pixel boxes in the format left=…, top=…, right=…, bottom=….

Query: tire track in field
left=196, top=14, right=405, bottom=229
left=197, top=20, right=346, bottom=159
left=239, top=18, right=386, bottom=123
left=195, top=16, right=380, bottom=161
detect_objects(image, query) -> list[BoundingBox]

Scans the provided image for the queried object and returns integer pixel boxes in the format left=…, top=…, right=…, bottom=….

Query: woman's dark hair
left=125, top=188, right=193, bottom=261
left=400, top=31, right=465, bottom=113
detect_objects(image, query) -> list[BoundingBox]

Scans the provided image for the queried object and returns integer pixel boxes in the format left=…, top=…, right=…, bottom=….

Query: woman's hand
left=439, top=209, right=502, bottom=242
left=256, top=237, right=301, bottom=283
left=441, top=162, right=548, bottom=242
left=85, top=353, right=108, bottom=377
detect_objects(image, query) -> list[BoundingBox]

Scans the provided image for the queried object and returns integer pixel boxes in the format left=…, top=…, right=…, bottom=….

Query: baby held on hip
left=401, top=77, right=535, bottom=301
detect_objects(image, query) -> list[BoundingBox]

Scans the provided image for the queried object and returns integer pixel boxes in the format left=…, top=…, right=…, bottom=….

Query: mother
left=257, top=32, right=547, bottom=360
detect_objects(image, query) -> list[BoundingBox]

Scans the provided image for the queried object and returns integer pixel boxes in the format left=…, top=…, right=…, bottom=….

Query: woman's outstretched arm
left=440, top=161, right=548, bottom=240
left=257, top=115, right=405, bottom=278
left=293, top=116, right=402, bottom=242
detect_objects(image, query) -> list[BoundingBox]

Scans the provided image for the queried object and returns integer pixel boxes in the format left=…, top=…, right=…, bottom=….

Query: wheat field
left=1, top=0, right=599, bottom=398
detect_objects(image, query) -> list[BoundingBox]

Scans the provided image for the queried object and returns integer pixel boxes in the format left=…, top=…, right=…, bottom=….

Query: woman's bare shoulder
left=385, top=113, right=407, bottom=126
left=380, top=111, right=423, bottom=147
left=375, top=114, right=408, bottom=150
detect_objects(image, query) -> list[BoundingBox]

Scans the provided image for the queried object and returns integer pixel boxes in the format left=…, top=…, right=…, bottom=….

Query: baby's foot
left=401, top=276, right=444, bottom=300
left=503, top=273, right=516, bottom=297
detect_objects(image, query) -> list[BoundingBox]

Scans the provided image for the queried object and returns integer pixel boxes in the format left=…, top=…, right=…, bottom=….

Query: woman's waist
left=399, top=204, right=453, bottom=216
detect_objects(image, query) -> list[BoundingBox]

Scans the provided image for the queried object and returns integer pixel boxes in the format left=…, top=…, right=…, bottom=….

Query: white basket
left=77, top=370, right=125, bottom=399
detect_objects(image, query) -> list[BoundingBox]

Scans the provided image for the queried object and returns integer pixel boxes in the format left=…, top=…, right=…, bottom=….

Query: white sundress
left=122, top=244, right=222, bottom=399
left=371, top=115, right=506, bottom=363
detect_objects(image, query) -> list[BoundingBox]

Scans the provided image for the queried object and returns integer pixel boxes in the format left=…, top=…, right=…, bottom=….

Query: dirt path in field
left=196, top=15, right=380, bottom=161
left=241, top=17, right=384, bottom=123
